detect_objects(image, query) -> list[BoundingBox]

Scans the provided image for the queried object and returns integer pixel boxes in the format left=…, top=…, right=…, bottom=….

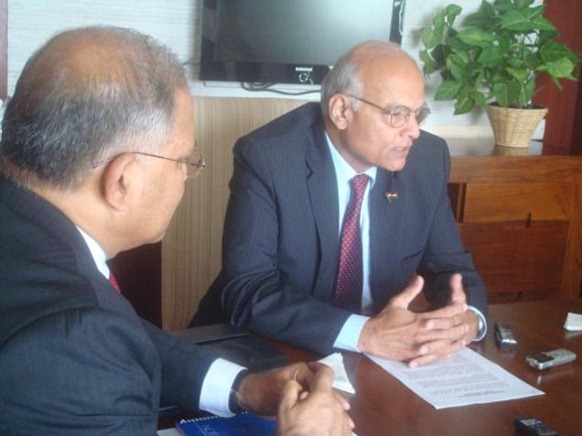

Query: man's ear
left=100, top=153, right=139, bottom=211
left=328, top=94, right=353, bottom=130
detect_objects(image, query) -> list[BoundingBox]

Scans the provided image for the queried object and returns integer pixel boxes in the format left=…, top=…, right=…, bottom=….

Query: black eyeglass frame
left=344, top=94, right=431, bottom=128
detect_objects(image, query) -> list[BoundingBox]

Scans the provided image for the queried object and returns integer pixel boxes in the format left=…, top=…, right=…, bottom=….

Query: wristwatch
left=468, top=307, right=487, bottom=341
left=229, top=369, right=249, bottom=414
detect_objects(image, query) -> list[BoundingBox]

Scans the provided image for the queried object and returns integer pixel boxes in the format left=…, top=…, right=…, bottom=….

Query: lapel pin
left=384, top=191, right=398, bottom=202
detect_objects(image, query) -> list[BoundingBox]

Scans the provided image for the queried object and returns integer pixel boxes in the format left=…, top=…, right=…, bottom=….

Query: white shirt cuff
left=199, top=358, right=246, bottom=417
left=333, top=314, right=370, bottom=352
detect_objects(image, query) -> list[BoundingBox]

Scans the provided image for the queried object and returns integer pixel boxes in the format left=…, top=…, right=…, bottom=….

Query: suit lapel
left=305, top=123, right=340, bottom=300
left=369, top=170, right=404, bottom=308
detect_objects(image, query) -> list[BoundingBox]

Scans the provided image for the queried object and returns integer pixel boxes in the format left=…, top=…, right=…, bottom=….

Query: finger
left=310, top=367, right=348, bottom=406
left=346, top=412, right=356, bottom=431
left=417, top=320, right=469, bottom=345
left=309, top=364, right=336, bottom=392
left=421, top=300, right=466, bottom=321
left=408, top=337, right=466, bottom=367
left=449, top=273, right=467, bottom=305
left=278, top=379, right=303, bottom=410
left=408, top=352, right=444, bottom=368
left=307, top=361, right=326, bottom=373
left=340, top=413, right=356, bottom=435
left=291, top=362, right=316, bottom=388
left=388, top=275, right=425, bottom=309
left=422, top=314, right=468, bottom=332
left=333, top=390, right=351, bottom=411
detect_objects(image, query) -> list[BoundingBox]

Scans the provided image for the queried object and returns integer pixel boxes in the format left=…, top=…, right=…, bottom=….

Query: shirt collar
left=76, top=226, right=109, bottom=279
left=325, top=132, right=377, bottom=186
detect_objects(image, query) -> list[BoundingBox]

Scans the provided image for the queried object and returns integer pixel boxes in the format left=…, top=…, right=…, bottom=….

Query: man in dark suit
left=193, top=41, right=488, bottom=367
left=0, top=26, right=353, bottom=435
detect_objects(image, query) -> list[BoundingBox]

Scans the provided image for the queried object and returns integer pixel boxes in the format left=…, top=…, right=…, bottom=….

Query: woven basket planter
left=486, top=104, right=548, bottom=148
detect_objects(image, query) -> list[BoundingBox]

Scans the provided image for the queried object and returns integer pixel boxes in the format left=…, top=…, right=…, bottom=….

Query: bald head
left=23, top=27, right=185, bottom=103
left=0, top=26, right=187, bottom=189
left=321, top=41, right=423, bottom=115
left=321, top=41, right=426, bottom=173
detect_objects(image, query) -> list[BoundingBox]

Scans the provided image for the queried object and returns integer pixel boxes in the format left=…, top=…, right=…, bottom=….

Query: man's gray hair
left=0, top=25, right=188, bottom=189
left=320, top=40, right=413, bottom=116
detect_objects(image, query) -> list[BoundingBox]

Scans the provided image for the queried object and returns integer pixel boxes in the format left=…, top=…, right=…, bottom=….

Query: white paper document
left=564, top=312, right=582, bottom=331
left=367, top=347, right=544, bottom=409
left=319, top=352, right=356, bottom=394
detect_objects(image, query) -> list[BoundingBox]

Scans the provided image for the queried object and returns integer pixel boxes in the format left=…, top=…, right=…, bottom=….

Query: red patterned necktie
left=108, top=272, right=121, bottom=293
left=333, top=174, right=369, bottom=312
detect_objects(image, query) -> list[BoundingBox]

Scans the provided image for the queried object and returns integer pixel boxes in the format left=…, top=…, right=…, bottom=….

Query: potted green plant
left=419, top=0, right=580, bottom=148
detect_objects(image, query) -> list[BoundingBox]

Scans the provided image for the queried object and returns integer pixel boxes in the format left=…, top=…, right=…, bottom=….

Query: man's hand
left=449, top=272, right=480, bottom=344
left=277, top=363, right=354, bottom=436
left=236, top=362, right=316, bottom=417
left=358, top=274, right=476, bottom=367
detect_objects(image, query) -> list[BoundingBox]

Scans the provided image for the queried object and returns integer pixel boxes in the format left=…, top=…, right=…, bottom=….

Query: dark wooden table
left=161, top=300, right=582, bottom=435
left=274, top=300, right=582, bottom=436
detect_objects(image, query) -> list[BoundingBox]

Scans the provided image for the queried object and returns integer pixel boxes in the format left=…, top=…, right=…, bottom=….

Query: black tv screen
left=199, top=0, right=406, bottom=85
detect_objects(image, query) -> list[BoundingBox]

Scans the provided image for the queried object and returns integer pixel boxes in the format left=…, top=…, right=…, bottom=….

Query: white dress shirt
left=325, top=136, right=486, bottom=352
left=76, top=227, right=244, bottom=417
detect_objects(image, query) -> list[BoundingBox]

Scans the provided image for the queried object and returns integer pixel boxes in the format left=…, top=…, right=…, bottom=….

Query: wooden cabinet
left=448, top=156, right=582, bottom=304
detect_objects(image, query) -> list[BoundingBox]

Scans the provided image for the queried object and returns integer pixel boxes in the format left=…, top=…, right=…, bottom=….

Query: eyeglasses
left=345, top=94, right=431, bottom=128
left=134, top=151, right=206, bottom=179
left=93, top=150, right=206, bottom=179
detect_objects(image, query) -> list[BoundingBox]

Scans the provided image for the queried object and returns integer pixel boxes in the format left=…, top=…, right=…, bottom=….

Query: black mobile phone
left=514, top=416, right=559, bottom=436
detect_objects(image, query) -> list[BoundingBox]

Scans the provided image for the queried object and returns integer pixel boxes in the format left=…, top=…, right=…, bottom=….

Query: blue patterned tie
left=334, top=174, right=369, bottom=312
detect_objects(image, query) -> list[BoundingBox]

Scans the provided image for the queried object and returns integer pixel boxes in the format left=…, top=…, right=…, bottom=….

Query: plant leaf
left=456, top=28, right=495, bottom=47
left=446, top=52, right=471, bottom=81
left=473, top=91, right=488, bottom=108
left=523, top=79, right=536, bottom=105
left=492, top=81, right=522, bottom=107
left=530, top=16, right=557, bottom=32
left=464, top=1, right=497, bottom=29
left=540, top=41, right=575, bottom=63
left=435, top=80, right=462, bottom=100
left=505, top=67, right=529, bottom=83
left=495, top=0, right=516, bottom=14
left=420, top=27, right=441, bottom=50
left=454, top=90, right=476, bottom=115
left=443, top=4, right=463, bottom=25
left=477, top=46, right=502, bottom=66
left=544, top=57, right=577, bottom=79
left=515, top=0, right=536, bottom=11
left=501, top=10, right=535, bottom=32
left=521, top=4, right=544, bottom=20
left=420, top=50, right=437, bottom=75
left=431, top=43, right=452, bottom=67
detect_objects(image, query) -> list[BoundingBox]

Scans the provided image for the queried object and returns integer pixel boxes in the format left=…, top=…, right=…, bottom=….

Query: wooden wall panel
left=161, top=97, right=308, bottom=330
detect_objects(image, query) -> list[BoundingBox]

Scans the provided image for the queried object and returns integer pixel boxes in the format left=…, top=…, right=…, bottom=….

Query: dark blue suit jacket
left=193, top=102, right=488, bottom=354
left=0, top=177, right=216, bottom=435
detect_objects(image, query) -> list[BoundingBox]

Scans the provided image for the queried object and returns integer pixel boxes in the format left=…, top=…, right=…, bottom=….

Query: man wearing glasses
left=0, top=26, right=353, bottom=434
left=193, top=40, right=488, bottom=367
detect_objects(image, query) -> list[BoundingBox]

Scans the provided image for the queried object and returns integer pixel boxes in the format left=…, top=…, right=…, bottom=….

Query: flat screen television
left=199, top=0, right=406, bottom=85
